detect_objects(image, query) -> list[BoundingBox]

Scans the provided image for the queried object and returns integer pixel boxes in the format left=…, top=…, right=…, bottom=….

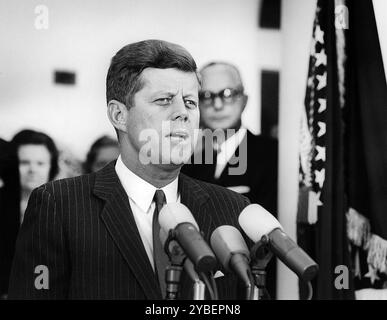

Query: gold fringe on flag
left=347, top=208, right=371, bottom=247
left=347, top=207, right=387, bottom=276
left=366, top=235, right=387, bottom=275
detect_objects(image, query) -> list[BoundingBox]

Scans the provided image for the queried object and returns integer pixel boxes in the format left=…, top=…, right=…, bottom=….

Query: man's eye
left=185, top=99, right=198, bottom=108
left=155, top=97, right=172, bottom=105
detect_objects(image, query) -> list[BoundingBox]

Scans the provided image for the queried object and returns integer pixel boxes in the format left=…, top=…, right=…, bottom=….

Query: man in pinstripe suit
left=8, top=40, right=251, bottom=299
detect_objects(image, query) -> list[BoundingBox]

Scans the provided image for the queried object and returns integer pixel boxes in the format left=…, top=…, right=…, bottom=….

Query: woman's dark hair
left=83, top=135, right=118, bottom=174
left=11, top=129, right=59, bottom=180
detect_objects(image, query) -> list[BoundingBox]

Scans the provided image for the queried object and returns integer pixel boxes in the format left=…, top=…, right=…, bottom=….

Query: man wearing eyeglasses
left=182, top=61, right=278, bottom=299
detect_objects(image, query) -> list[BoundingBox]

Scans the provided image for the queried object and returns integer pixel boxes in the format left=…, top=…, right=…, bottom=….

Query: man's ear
left=107, top=100, right=128, bottom=133
left=241, top=94, right=248, bottom=113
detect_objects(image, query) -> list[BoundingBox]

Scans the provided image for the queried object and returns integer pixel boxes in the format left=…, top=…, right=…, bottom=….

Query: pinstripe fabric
left=8, top=161, right=250, bottom=300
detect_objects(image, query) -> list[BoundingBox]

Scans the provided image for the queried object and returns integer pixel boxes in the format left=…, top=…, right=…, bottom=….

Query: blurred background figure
left=11, top=129, right=59, bottom=224
left=0, top=138, right=19, bottom=299
left=182, top=61, right=278, bottom=298
left=1, top=129, right=58, bottom=298
left=83, top=135, right=119, bottom=173
left=56, top=145, right=83, bottom=180
left=183, top=61, right=278, bottom=213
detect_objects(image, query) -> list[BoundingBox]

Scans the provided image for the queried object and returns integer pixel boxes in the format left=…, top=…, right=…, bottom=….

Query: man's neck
left=120, top=148, right=180, bottom=189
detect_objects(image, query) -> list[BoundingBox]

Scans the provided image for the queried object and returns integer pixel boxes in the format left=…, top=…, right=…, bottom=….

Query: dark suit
left=182, top=130, right=278, bottom=298
left=182, top=130, right=278, bottom=214
left=8, top=161, right=250, bottom=299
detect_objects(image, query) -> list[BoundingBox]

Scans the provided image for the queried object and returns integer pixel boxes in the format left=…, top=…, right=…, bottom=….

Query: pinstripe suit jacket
left=8, top=161, right=250, bottom=300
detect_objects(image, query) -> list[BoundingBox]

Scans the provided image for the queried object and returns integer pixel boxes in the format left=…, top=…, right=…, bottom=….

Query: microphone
left=158, top=203, right=217, bottom=273
left=159, top=229, right=205, bottom=300
left=210, top=225, right=252, bottom=287
left=238, top=204, right=319, bottom=282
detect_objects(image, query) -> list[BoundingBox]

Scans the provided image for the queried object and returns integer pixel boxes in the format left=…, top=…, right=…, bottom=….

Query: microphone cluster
left=158, top=202, right=319, bottom=300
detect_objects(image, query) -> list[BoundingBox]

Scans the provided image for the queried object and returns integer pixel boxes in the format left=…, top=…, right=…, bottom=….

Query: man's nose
left=28, top=164, right=37, bottom=173
left=171, top=97, right=189, bottom=121
left=213, top=96, right=224, bottom=110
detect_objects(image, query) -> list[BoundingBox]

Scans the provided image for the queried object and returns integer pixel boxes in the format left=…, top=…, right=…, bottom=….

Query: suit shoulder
left=35, top=172, right=96, bottom=198
left=247, top=132, right=278, bottom=162
left=183, top=174, right=250, bottom=206
left=247, top=131, right=277, bottom=148
left=181, top=174, right=250, bottom=227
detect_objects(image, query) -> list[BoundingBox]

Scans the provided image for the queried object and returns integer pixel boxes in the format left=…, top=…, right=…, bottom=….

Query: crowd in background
left=0, top=130, right=120, bottom=298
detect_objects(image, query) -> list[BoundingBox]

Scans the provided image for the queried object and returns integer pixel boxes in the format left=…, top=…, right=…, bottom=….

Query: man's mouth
left=210, top=115, right=229, bottom=122
left=168, top=130, right=189, bottom=141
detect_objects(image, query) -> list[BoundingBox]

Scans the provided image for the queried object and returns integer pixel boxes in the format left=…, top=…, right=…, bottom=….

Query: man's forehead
left=139, top=67, right=199, bottom=91
left=200, top=64, right=243, bottom=90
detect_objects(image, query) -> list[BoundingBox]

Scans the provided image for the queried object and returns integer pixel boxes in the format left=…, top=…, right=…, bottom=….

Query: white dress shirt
left=115, top=155, right=180, bottom=270
left=214, top=128, right=247, bottom=179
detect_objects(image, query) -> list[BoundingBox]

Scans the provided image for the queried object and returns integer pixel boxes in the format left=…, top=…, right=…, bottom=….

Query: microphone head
left=159, top=203, right=199, bottom=233
left=238, top=204, right=282, bottom=242
left=210, top=225, right=250, bottom=271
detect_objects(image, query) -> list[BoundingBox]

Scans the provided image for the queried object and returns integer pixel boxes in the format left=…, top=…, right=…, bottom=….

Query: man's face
left=18, top=144, right=51, bottom=192
left=199, top=65, right=247, bottom=130
left=125, top=68, right=200, bottom=166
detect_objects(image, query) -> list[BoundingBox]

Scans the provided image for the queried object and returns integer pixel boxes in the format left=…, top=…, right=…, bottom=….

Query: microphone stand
left=163, top=229, right=215, bottom=300
left=164, top=231, right=187, bottom=300
left=192, top=281, right=206, bottom=300
left=184, top=259, right=206, bottom=300
left=250, top=239, right=273, bottom=300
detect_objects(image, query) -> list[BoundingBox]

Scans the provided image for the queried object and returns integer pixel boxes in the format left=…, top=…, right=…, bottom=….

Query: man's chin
left=166, top=155, right=191, bottom=166
left=152, top=161, right=185, bottom=173
left=205, top=121, right=232, bottom=131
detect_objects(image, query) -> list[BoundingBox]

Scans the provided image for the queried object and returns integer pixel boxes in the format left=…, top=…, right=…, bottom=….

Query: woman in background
left=83, top=135, right=119, bottom=173
left=11, top=129, right=59, bottom=224
left=0, top=138, right=19, bottom=298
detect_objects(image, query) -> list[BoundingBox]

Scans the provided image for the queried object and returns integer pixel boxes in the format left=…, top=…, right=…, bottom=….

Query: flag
left=298, top=0, right=352, bottom=300
left=298, top=0, right=387, bottom=299
left=346, top=0, right=387, bottom=292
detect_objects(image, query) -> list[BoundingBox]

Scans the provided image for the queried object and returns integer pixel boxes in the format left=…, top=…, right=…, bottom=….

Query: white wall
left=278, top=0, right=316, bottom=299
left=373, top=0, right=387, bottom=83
left=0, top=0, right=281, bottom=160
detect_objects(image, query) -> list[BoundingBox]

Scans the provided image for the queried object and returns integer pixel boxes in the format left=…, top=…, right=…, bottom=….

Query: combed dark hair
left=11, top=129, right=59, bottom=180
left=83, top=135, right=118, bottom=174
left=106, top=39, right=200, bottom=107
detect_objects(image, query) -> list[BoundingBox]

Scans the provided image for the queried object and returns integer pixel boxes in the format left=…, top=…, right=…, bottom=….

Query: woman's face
left=18, top=144, right=51, bottom=192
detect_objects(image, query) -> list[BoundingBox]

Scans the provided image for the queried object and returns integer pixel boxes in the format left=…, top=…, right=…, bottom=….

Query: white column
left=277, top=0, right=317, bottom=299
left=373, top=0, right=387, bottom=85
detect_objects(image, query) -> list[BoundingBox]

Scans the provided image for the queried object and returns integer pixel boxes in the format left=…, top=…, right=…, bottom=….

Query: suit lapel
left=179, top=173, right=212, bottom=239
left=93, top=162, right=161, bottom=300
left=178, top=173, right=213, bottom=298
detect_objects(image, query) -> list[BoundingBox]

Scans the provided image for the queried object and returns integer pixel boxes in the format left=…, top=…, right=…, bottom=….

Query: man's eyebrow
left=183, top=93, right=198, bottom=99
left=151, top=90, right=178, bottom=96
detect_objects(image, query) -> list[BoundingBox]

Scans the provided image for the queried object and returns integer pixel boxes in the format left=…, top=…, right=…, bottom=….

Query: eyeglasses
left=199, top=88, right=244, bottom=107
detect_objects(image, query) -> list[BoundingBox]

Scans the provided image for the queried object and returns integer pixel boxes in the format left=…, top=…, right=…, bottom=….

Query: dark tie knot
left=154, top=189, right=166, bottom=213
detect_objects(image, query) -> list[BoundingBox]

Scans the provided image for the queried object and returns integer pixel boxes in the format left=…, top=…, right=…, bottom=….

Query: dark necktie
left=152, top=189, right=169, bottom=298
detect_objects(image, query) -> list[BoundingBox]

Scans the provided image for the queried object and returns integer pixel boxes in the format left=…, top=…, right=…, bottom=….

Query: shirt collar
left=115, top=155, right=179, bottom=212
left=216, top=127, right=247, bottom=164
